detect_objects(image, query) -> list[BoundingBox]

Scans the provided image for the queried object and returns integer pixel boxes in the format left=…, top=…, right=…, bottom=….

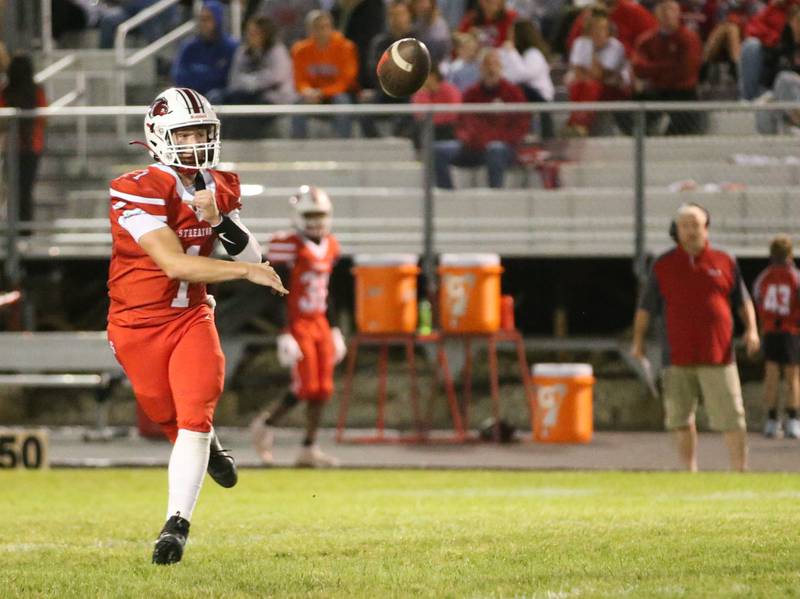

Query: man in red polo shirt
left=753, top=234, right=800, bottom=438
left=631, top=203, right=760, bottom=472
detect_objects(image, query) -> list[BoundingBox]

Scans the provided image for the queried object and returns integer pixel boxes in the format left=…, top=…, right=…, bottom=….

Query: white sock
left=166, top=428, right=211, bottom=522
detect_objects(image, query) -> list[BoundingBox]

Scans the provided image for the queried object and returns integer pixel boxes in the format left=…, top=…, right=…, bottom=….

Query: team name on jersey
left=178, top=226, right=213, bottom=239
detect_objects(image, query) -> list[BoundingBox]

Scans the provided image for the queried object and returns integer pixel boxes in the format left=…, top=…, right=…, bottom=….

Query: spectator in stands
left=629, top=0, right=703, bottom=135
left=0, top=54, right=48, bottom=228
left=445, top=30, right=483, bottom=90
left=440, top=0, right=468, bottom=28
left=171, top=1, right=238, bottom=101
left=51, top=0, right=96, bottom=42
left=739, top=0, right=794, bottom=99
left=459, top=0, right=519, bottom=47
left=564, top=7, right=630, bottom=136
left=0, top=41, right=8, bottom=90
left=360, top=0, right=417, bottom=137
left=244, top=0, right=321, bottom=47
left=754, top=5, right=800, bottom=132
left=332, top=0, right=386, bottom=90
left=567, top=0, right=658, bottom=56
left=97, top=0, right=175, bottom=49
left=699, top=0, right=762, bottom=83
left=411, top=63, right=462, bottom=148
left=631, top=203, right=760, bottom=472
left=412, top=0, right=454, bottom=63
left=433, top=48, right=530, bottom=188
left=290, top=10, right=358, bottom=139
left=224, top=15, right=295, bottom=138
left=500, top=19, right=555, bottom=137
left=752, top=234, right=800, bottom=439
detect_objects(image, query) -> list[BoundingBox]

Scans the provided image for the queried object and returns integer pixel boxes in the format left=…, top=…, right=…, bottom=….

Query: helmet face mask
left=169, top=124, right=218, bottom=168
left=290, top=186, right=333, bottom=240
left=144, top=88, right=221, bottom=169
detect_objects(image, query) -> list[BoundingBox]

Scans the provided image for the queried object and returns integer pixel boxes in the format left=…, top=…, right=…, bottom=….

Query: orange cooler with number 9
left=353, top=254, right=420, bottom=333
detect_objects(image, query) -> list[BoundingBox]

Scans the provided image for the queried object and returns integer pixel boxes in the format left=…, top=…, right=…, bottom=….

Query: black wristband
left=212, top=215, right=250, bottom=256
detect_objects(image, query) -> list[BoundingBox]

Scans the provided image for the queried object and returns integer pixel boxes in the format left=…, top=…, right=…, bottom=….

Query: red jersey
left=266, top=231, right=340, bottom=322
left=107, top=164, right=241, bottom=327
left=753, top=263, right=800, bottom=334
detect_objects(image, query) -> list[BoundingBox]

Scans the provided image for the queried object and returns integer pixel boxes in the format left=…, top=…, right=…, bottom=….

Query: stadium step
left=556, top=135, right=800, bottom=163
left=559, top=160, right=800, bottom=188
left=221, top=138, right=416, bottom=163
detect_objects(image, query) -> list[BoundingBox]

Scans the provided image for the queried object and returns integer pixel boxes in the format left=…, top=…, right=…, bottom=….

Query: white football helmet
left=290, top=185, right=332, bottom=239
left=143, top=87, right=220, bottom=169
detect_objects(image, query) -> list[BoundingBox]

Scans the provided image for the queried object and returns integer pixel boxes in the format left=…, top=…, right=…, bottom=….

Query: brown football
left=376, top=38, right=431, bottom=98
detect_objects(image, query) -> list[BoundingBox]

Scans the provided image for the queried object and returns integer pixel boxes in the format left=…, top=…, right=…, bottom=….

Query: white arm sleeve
left=226, top=209, right=263, bottom=263
left=117, top=208, right=168, bottom=242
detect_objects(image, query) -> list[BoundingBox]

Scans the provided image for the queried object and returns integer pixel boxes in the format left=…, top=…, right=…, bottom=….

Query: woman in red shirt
left=0, top=54, right=48, bottom=228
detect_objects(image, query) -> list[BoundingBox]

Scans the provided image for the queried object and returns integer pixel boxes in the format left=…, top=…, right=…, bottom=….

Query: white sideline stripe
left=267, top=252, right=296, bottom=261
left=269, top=242, right=296, bottom=250
left=109, top=189, right=166, bottom=206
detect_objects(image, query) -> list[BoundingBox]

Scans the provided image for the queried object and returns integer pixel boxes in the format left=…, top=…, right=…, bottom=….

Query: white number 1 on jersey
left=171, top=245, right=201, bottom=308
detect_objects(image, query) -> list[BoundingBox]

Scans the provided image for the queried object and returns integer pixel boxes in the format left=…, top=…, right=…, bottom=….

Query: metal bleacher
left=10, top=117, right=800, bottom=260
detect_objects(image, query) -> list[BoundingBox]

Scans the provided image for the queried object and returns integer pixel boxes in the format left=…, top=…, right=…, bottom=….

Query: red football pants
left=290, top=316, right=334, bottom=402
left=108, top=305, right=224, bottom=442
left=567, top=79, right=629, bottom=128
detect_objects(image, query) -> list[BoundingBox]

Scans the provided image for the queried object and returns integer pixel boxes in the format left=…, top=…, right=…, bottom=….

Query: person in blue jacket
left=171, top=1, right=238, bottom=101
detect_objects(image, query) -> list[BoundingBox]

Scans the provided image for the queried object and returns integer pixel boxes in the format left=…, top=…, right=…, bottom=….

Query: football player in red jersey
left=107, top=87, right=288, bottom=565
left=250, top=186, right=347, bottom=468
left=753, top=234, right=800, bottom=439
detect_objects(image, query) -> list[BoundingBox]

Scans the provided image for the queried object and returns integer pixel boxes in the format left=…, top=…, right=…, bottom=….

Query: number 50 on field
left=0, top=428, right=49, bottom=469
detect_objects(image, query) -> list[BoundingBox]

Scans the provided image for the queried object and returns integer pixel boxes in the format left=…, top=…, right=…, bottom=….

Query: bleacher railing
left=114, top=0, right=200, bottom=137
left=2, top=101, right=800, bottom=293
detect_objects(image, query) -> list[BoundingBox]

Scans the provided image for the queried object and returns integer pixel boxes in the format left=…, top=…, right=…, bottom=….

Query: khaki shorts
left=663, top=364, right=746, bottom=432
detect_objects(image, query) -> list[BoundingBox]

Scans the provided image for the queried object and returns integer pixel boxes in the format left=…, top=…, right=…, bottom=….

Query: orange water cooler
left=531, top=363, right=594, bottom=443
left=438, top=254, right=504, bottom=333
left=352, top=254, right=420, bottom=333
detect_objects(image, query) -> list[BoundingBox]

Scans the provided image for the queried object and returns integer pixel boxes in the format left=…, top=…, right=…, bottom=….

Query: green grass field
left=2, top=469, right=800, bottom=598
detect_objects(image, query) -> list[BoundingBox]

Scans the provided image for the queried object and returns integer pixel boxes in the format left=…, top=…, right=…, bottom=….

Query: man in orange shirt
left=290, top=10, right=358, bottom=138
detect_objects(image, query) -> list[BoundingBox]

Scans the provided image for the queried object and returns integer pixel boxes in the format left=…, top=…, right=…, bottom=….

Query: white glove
left=277, top=332, right=303, bottom=368
left=331, top=327, right=347, bottom=364
left=204, top=294, right=216, bottom=311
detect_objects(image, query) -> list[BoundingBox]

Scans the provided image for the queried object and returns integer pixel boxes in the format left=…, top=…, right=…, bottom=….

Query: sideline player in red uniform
left=250, top=186, right=347, bottom=467
left=753, top=234, right=800, bottom=438
left=107, top=87, right=288, bottom=565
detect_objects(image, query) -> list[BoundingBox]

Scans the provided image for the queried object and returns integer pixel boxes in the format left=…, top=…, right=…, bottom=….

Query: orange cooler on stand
left=438, top=253, right=503, bottom=333
left=353, top=254, right=420, bottom=333
left=531, top=363, right=594, bottom=443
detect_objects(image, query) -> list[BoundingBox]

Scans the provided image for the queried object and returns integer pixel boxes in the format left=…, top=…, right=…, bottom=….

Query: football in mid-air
left=376, top=38, right=431, bottom=98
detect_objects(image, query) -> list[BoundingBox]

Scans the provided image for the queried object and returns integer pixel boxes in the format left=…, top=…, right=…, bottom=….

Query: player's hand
left=245, top=262, right=289, bottom=296
left=331, top=327, right=347, bottom=364
left=277, top=332, right=303, bottom=367
left=192, top=189, right=221, bottom=225
left=742, top=329, right=760, bottom=357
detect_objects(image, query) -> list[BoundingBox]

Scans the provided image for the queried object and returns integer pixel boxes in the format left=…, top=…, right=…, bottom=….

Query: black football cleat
left=152, top=515, right=190, bottom=565
left=207, top=432, right=238, bottom=488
